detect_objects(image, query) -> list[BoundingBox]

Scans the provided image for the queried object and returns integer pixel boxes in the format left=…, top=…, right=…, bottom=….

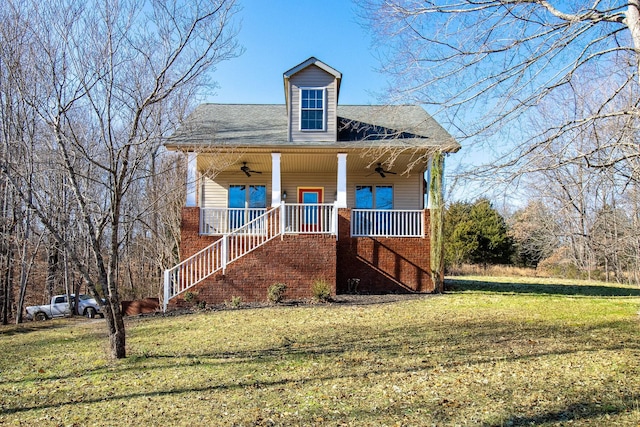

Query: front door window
left=298, top=188, right=323, bottom=231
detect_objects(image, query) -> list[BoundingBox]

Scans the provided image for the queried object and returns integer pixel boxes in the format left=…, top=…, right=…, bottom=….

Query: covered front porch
left=162, top=148, right=441, bottom=310
left=187, top=149, right=433, bottom=238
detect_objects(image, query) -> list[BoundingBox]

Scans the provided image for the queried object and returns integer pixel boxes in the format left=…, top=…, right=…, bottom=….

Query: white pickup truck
left=26, top=294, right=104, bottom=321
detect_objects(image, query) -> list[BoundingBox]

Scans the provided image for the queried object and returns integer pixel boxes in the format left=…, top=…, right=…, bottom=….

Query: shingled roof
left=165, top=103, right=460, bottom=152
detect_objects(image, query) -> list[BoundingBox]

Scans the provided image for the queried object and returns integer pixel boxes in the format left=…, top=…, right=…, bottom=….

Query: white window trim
left=299, top=87, right=326, bottom=131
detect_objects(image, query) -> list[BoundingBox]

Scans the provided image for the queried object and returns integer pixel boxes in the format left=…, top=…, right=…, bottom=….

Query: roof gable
left=283, top=56, right=342, bottom=80
left=283, top=57, right=342, bottom=110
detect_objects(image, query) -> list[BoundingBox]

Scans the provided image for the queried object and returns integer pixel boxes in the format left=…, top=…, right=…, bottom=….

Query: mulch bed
left=133, top=293, right=440, bottom=319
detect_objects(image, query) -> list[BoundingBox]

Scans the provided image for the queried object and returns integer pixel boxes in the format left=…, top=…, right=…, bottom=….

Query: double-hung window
left=300, top=88, right=324, bottom=130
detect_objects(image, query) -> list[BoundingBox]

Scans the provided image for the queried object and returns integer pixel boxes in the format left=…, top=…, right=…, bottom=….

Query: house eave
left=164, top=141, right=460, bottom=153
left=283, top=56, right=342, bottom=81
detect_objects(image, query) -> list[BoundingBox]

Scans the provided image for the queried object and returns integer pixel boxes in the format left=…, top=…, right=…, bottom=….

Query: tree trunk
left=430, top=152, right=445, bottom=293
left=627, top=0, right=640, bottom=82
left=15, top=220, right=30, bottom=324
left=103, top=289, right=126, bottom=358
left=1, top=244, right=13, bottom=325
left=46, top=242, right=59, bottom=301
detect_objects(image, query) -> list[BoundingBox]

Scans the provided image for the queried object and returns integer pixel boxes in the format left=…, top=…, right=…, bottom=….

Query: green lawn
left=1, top=276, right=639, bottom=426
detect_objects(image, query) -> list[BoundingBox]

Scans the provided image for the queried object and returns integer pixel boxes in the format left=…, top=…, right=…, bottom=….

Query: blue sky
left=209, top=0, right=388, bottom=105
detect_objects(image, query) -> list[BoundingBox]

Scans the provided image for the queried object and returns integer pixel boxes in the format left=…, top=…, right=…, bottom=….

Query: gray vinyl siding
left=202, top=171, right=423, bottom=210
left=289, top=65, right=337, bottom=143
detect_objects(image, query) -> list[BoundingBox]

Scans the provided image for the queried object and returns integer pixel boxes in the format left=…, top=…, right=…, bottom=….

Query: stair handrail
left=163, top=205, right=282, bottom=311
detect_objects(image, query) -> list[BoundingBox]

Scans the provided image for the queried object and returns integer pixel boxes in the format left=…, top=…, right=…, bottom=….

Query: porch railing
left=164, top=207, right=281, bottom=311
left=351, top=209, right=424, bottom=237
left=200, top=208, right=268, bottom=235
left=282, top=203, right=337, bottom=235
left=200, top=204, right=338, bottom=236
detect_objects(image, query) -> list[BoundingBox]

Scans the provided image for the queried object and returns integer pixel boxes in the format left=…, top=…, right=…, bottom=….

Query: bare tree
left=0, top=0, right=240, bottom=358
left=508, top=201, right=560, bottom=267
left=0, top=10, right=44, bottom=323
left=363, top=1, right=640, bottom=186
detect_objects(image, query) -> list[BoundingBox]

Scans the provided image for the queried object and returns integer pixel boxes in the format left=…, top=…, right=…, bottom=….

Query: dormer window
left=300, top=88, right=325, bottom=130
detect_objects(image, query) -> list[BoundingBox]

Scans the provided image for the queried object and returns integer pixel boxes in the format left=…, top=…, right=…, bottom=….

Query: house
left=163, top=57, right=460, bottom=310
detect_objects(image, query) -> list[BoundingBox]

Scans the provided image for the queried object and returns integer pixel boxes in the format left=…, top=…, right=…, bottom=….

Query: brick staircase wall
left=172, top=207, right=336, bottom=307
left=170, top=234, right=336, bottom=308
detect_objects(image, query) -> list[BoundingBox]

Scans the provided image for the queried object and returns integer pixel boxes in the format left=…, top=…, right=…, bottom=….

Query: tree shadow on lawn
left=446, top=278, right=640, bottom=297
left=11, top=313, right=634, bottom=385
left=3, top=313, right=638, bottom=421
left=0, top=321, right=78, bottom=336
left=481, top=395, right=640, bottom=427
left=4, top=349, right=638, bottom=427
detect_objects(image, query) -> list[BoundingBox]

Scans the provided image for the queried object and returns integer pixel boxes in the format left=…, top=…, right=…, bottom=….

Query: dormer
left=283, top=57, right=342, bottom=143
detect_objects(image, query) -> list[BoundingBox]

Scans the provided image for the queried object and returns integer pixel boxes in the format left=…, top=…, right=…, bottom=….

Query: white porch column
left=336, top=153, right=347, bottom=208
left=271, top=152, right=282, bottom=207
left=185, top=152, right=197, bottom=207
left=425, top=155, right=432, bottom=209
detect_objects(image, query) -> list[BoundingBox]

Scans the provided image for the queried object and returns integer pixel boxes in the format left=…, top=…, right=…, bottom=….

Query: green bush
left=267, top=283, right=287, bottom=304
left=225, top=296, right=242, bottom=309
left=183, top=291, right=197, bottom=303
left=312, top=279, right=331, bottom=302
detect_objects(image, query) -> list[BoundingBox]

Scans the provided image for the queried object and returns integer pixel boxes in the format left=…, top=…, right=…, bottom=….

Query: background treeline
left=0, top=0, right=240, bottom=331
left=446, top=198, right=640, bottom=284
left=0, top=153, right=185, bottom=324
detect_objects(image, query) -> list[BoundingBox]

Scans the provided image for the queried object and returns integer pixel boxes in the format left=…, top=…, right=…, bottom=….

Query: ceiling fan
left=240, top=162, right=262, bottom=177
left=370, top=163, right=397, bottom=178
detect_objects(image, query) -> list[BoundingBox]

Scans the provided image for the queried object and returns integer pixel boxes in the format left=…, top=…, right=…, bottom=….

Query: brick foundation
left=171, top=233, right=336, bottom=307
left=170, top=207, right=433, bottom=309
left=336, top=209, right=433, bottom=294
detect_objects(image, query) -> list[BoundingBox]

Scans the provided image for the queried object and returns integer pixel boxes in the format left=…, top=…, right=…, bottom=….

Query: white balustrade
left=282, top=203, right=337, bottom=234
left=351, top=209, right=424, bottom=237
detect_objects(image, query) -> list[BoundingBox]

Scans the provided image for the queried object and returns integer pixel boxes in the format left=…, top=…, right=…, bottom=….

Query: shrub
left=225, top=296, right=242, bottom=309
left=312, top=279, right=331, bottom=302
left=183, top=291, right=197, bottom=303
left=267, top=283, right=287, bottom=304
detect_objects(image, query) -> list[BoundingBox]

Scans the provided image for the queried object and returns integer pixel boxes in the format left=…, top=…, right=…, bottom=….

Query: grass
left=1, top=276, right=639, bottom=426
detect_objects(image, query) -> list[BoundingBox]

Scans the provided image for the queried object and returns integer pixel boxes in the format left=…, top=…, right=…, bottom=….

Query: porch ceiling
left=197, top=151, right=429, bottom=176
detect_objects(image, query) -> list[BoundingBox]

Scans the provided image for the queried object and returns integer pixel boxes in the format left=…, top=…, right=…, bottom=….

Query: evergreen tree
left=468, top=199, right=514, bottom=267
left=444, top=199, right=514, bottom=268
left=444, top=201, right=475, bottom=268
